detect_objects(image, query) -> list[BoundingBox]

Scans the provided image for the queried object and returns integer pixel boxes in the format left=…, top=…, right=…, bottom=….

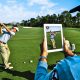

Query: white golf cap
left=14, top=27, right=19, bottom=32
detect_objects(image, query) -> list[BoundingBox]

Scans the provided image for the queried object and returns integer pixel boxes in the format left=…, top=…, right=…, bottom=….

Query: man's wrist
left=39, top=56, right=47, bottom=62
left=40, top=58, right=47, bottom=62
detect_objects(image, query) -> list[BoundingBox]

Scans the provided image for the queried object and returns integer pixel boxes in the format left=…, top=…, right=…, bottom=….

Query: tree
left=76, top=12, right=80, bottom=27
left=61, top=11, right=72, bottom=27
left=20, top=10, right=79, bottom=28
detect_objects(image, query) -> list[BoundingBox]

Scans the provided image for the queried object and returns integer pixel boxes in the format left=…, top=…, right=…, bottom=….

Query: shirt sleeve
left=35, top=61, right=55, bottom=80
left=2, top=28, right=7, bottom=33
left=10, top=31, right=15, bottom=36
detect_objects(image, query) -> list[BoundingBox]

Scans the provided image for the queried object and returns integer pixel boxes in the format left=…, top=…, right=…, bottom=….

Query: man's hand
left=0, top=23, right=11, bottom=32
left=64, top=38, right=70, bottom=52
left=0, top=23, right=3, bottom=27
left=0, top=23, right=5, bottom=27
left=64, top=38, right=74, bottom=56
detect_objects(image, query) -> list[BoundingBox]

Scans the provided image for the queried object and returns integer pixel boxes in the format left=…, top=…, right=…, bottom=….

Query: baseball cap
left=13, top=27, right=19, bottom=32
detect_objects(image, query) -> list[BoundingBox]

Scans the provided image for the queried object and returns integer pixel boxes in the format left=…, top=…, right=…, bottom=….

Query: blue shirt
left=55, top=55, right=80, bottom=80
left=35, top=61, right=55, bottom=80
left=0, top=28, right=15, bottom=43
left=35, top=55, right=80, bottom=80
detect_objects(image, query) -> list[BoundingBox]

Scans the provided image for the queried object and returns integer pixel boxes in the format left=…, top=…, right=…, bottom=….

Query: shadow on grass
left=74, top=52, right=80, bottom=54
left=48, top=64, right=56, bottom=70
left=0, top=66, right=35, bottom=80
left=48, top=44, right=53, bottom=50
left=2, top=78, right=11, bottom=80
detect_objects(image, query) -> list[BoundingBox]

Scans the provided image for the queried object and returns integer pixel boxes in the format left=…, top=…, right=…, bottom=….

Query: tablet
left=44, top=24, right=63, bottom=53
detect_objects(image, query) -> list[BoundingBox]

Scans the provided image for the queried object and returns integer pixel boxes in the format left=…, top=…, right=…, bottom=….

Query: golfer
left=35, top=38, right=80, bottom=80
left=0, top=23, right=19, bottom=69
left=50, top=31, right=56, bottom=48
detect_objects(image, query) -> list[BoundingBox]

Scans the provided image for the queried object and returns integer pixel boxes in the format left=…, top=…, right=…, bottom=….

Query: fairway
left=0, top=27, right=80, bottom=80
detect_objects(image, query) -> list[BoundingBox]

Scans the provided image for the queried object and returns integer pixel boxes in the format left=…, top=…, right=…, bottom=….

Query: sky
left=0, top=0, right=80, bottom=23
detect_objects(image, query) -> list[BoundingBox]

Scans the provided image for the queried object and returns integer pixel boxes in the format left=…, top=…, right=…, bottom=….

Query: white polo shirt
left=0, top=29, right=15, bottom=43
left=50, top=33, right=55, bottom=39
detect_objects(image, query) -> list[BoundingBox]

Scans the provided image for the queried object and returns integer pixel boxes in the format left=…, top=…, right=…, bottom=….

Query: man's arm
left=0, top=23, right=11, bottom=33
left=35, top=38, right=54, bottom=80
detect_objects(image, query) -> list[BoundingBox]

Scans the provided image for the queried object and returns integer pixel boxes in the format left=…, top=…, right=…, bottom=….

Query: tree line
left=5, top=11, right=80, bottom=28
left=20, top=11, right=80, bottom=28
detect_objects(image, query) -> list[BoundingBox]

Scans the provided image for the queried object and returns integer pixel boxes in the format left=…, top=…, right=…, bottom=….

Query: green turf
left=0, top=27, right=80, bottom=80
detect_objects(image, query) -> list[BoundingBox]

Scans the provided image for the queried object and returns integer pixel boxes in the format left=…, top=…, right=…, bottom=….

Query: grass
left=0, top=27, right=80, bottom=80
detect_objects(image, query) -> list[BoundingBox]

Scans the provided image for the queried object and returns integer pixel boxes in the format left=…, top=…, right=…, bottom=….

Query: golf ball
left=30, top=60, right=33, bottom=63
left=23, top=62, right=26, bottom=64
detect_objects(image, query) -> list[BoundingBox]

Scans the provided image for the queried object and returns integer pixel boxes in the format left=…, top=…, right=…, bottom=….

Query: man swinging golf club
left=50, top=31, right=56, bottom=49
left=0, top=23, right=19, bottom=69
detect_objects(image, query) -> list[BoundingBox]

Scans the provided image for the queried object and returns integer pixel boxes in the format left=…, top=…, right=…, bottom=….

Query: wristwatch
left=39, top=56, right=47, bottom=61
